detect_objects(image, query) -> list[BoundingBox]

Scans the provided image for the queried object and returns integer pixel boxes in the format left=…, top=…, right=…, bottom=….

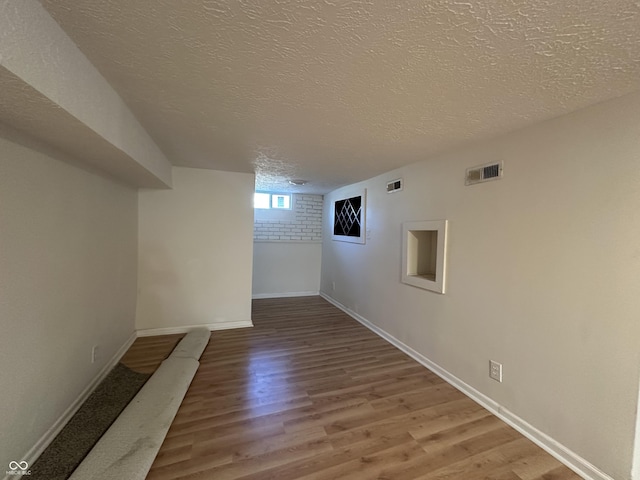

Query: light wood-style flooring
left=121, top=333, right=185, bottom=374
left=139, top=296, right=580, bottom=479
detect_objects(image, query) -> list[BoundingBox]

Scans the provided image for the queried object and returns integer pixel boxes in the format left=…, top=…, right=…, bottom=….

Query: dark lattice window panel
left=333, top=196, right=362, bottom=237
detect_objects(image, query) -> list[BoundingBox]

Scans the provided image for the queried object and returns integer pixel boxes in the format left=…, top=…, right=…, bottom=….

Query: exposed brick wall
left=254, top=194, right=323, bottom=241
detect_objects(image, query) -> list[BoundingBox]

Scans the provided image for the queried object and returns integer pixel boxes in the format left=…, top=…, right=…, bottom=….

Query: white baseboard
left=252, top=291, right=319, bottom=299
left=319, top=292, right=614, bottom=480
left=136, top=320, right=253, bottom=337
left=9, top=331, right=137, bottom=480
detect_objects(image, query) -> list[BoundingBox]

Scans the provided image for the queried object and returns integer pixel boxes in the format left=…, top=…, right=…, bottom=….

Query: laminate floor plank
left=141, top=296, right=581, bottom=479
left=238, top=431, right=420, bottom=480
left=120, top=333, right=185, bottom=374
left=510, top=450, right=567, bottom=479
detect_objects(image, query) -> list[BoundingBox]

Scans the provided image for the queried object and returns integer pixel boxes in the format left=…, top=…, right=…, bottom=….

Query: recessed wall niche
left=402, top=220, right=448, bottom=294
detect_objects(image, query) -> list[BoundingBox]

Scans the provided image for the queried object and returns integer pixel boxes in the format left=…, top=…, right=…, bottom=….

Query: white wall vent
left=465, top=161, right=503, bottom=186
left=387, top=178, right=403, bottom=193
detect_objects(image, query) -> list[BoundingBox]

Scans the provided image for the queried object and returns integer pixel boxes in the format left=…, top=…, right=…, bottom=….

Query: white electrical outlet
left=490, top=360, right=503, bottom=382
left=332, top=281, right=336, bottom=291
left=91, top=345, right=100, bottom=364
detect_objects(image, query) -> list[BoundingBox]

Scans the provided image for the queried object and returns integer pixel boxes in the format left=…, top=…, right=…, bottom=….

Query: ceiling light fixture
left=288, top=179, right=308, bottom=186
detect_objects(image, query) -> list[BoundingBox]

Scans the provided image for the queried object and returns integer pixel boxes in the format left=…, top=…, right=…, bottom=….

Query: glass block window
left=254, top=192, right=291, bottom=210
left=254, top=192, right=271, bottom=209
left=333, top=195, right=362, bottom=237
left=272, top=194, right=291, bottom=209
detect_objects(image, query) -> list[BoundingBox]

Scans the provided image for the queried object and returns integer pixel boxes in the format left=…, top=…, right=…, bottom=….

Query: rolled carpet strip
left=28, top=364, right=150, bottom=480
left=169, top=327, right=211, bottom=361
left=69, top=328, right=210, bottom=480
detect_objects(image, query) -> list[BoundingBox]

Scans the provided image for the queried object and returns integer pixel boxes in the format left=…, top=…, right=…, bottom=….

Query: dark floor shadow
left=29, top=364, right=149, bottom=480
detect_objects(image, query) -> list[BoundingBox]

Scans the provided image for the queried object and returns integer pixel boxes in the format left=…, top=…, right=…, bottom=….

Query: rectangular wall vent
left=465, top=161, right=503, bottom=186
left=387, top=178, right=403, bottom=193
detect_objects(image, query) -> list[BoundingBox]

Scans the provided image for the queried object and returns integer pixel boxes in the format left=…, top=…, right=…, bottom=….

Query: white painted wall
left=0, top=129, right=138, bottom=468
left=321, top=91, right=640, bottom=480
left=252, top=242, right=322, bottom=298
left=137, top=167, right=255, bottom=333
left=635, top=392, right=640, bottom=480
left=252, top=194, right=323, bottom=298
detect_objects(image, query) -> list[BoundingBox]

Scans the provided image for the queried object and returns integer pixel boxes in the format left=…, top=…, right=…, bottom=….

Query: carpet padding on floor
left=29, top=364, right=149, bottom=480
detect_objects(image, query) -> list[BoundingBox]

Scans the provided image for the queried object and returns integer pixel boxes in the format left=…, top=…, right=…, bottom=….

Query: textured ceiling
left=41, top=0, right=640, bottom=193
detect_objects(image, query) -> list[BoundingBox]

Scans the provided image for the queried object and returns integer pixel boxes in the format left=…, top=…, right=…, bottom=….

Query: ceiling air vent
left=387, top=178, right=403, bottom=193
left=465, top=161, right=503, bottom=186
